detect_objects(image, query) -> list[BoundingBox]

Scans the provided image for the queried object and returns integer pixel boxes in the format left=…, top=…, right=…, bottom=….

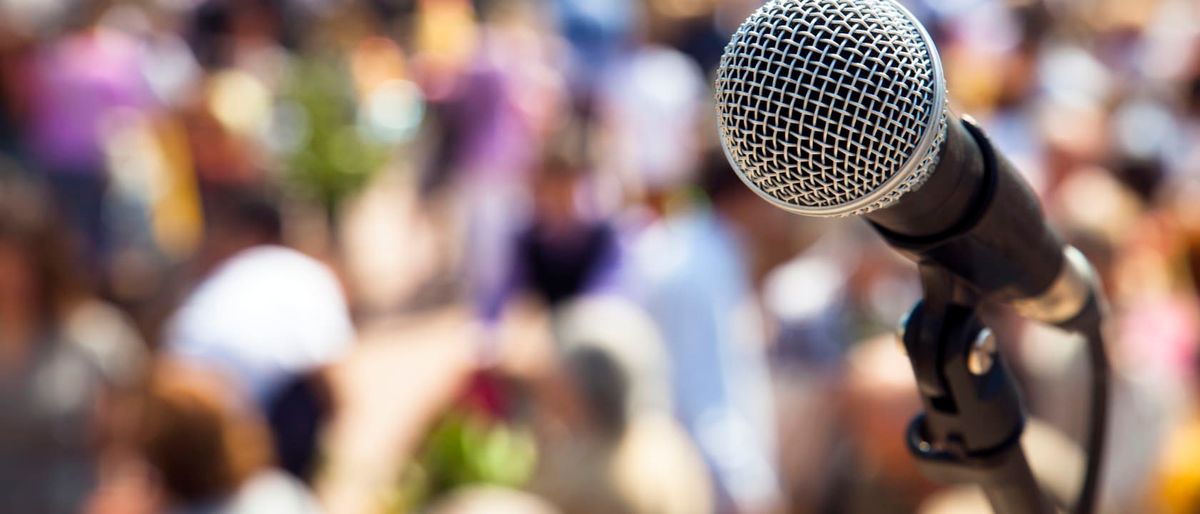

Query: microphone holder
left=900, top=264, right=1055, bottom=514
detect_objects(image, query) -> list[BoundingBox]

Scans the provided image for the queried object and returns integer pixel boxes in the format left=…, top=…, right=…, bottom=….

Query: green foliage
left=392, top=410, right=538, bottom=513
left=282, top=57, right=389, bottom=215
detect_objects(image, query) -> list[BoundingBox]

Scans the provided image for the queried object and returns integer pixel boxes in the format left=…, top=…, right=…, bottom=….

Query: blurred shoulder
left=612, top=414, right=714, bottom=514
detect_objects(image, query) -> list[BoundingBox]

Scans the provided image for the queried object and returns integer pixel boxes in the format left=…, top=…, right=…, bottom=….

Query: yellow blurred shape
left=1155, top=422, right=1200, bottom=514
left=207, top=70, right=272, bottom=137
left=415, top=0, right=477, bottom=70
left=152, top=116, right=204, bottom=258
left=101, top=109, right=203, bottom=259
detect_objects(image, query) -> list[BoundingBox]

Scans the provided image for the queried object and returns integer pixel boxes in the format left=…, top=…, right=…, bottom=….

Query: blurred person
left=548, top=0, right=635, bottom=94
left=835, top=334, right=936, bottom=513
left=1108, top=211, right=1200, bottom=385
left=1104, top=95, right=1179, bottom=205
left=596, top=43, right=707, bottom=204
left=1172, top=67, right=1200, bottom=178
left=491, top=146, right=622, bottom=313
left=25, top=0, right=157, bottom=264
left=421, top=2, right=570, bottom=323
left=551, top=295, right=673, bottom=414
left=1095, top=198, right=1200, bottom=513
left=97, top=3, right=206, bottom=265
left=0, top=22, right=33, bottom=161
left=316, top=177, right=505, bottom=514
left=758, top=231, right=862, bottom=512
left=163, top=188, right=355, bottom=407
left=179, top=0, right=308, bottom=200
left=0, top=170, right=144, bottom=514
left=626, top=149, right=786, bottom=513
left=1175, top=180, right=1200, bottom=303
left=761, top=227, right=860, bottom=370
left=314, top=309, right=483, bottom=514
left=531, top=296, right=712, bottom=514
left=176, top=78, right=260, bottom=193
left=185, top=0, right=295, bottom=71
left=970, top=41, right=1047, bottom=190
left=643, top=0, right=732, bottom=74
left=420, top=0, right=567, bottom=184
left=87, top=361, right=321, bottom=514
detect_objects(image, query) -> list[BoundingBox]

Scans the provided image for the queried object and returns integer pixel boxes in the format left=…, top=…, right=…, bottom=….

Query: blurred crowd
left=2, top=0, right=1200, bottom=513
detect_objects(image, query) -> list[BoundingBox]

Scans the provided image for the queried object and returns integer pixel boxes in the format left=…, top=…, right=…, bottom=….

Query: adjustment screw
left=967, top=328, right=997, bottom=376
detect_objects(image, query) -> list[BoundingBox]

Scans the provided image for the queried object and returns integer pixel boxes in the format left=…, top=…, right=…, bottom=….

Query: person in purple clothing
left=483, top=145, right=622, bottom=320
left=25, top=13, right=155, bottom=265
left=514, top=149, right=621, bottom=307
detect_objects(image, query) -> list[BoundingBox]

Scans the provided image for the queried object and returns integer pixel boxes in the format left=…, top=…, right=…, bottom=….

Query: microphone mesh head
left=715, top=0, right=948, bottom=217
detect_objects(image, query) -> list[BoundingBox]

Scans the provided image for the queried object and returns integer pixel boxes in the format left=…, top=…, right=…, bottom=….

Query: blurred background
left=1, top=0, right=1199, bottom=512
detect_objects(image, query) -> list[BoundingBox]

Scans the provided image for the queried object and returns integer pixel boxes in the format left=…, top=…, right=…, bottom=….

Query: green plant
left=281, top=56, right=389, bottom=219
left=392, top=409, right=538, bottom=513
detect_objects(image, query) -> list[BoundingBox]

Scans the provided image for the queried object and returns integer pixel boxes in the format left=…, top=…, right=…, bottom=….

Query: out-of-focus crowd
left=2, top=0, right=1200, bottom=513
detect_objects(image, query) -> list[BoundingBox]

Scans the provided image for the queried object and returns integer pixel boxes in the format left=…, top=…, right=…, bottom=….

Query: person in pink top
left=26, top=16, right=154, bottom=264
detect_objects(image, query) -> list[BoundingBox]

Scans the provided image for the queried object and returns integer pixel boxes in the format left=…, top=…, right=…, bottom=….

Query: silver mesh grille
left=715, top=0, right=948, bottom=217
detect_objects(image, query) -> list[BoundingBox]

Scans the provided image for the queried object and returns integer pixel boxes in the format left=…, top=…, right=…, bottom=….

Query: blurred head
left=552, top=296, right=672, bottom=417
left=0, top=168, right=83, bottom=328
left=1113, top=156, right=1166, bottom=204
left=562, top=346, right=630, bottom=439
left=533, top=343, right=633, bottom=445
left=1185, top=72, right=1200, bottom=118
left=201, top=186, right=283, bottom=264
left=188, top=0, right=288, bottom=68
left=531, top=145, right=587, bottom=225
left=133, top=361, right=272, bottom=507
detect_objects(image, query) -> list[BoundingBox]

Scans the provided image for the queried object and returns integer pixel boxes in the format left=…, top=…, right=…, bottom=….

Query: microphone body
left=713, top=0, right=1097, bottom=324
left=867, top=114, right=1065, bottom=307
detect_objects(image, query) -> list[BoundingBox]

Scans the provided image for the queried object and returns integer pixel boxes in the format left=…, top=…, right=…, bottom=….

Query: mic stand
left=899, top=264, right=1055, bottom=514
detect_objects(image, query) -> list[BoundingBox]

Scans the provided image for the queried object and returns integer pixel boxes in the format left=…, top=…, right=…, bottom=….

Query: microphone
left=713, top=0, right=1097, bottom=325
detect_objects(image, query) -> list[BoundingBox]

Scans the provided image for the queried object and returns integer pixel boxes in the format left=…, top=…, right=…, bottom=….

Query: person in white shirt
left=625, top=150, right=793, bottom=514
left=164, top=189, right=354, bottom=406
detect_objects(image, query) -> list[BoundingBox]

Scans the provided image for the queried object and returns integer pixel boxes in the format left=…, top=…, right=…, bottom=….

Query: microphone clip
left=898, top=265, right=1056, bottom=513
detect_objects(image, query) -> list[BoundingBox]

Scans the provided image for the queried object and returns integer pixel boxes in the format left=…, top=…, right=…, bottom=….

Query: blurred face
left=533, top=173, right=579, bottom=224
left=0, top=239, right=36, bottom=311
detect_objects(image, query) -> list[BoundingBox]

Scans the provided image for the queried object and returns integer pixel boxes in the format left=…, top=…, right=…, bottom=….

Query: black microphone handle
left=866, top=115, right=1067, bottom=305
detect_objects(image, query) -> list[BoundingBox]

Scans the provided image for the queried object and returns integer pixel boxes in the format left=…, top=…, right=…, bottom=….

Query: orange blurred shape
left=647, top=0, right=716, bottom=19
left=350, top=36, right=408, bottom=99
left=411, top=0, right=478, bottom=100
left=415, top=0, right=477, bottom=68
